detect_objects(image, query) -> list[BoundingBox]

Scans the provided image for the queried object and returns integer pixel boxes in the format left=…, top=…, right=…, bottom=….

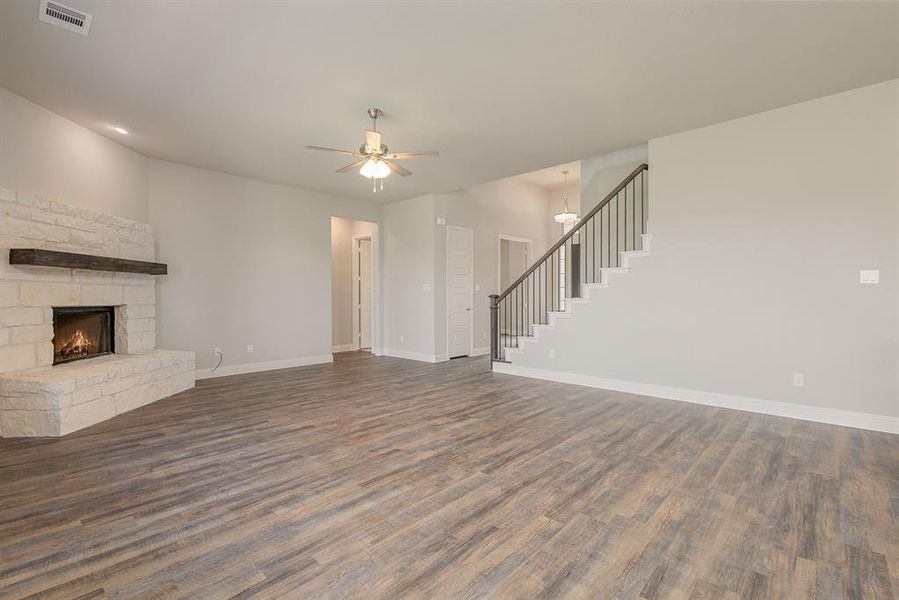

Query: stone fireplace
left=53, top=306, right=115, bottom=364
left=0, top=188, right=195, bottom=437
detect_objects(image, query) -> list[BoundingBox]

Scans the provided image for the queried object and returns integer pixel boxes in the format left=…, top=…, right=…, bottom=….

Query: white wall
left=580, top=160, right=648, bottom=218
left=0, top=87, right=148, bottom=221
left=331, top=217, right=354, bottom=349
left=513, top=80, right=899, bottom=419
left=580, top=145, right=648, bottom=202
left=382, top=194, right=437, bottom=359
left=148, top=160, right=381, bottom=372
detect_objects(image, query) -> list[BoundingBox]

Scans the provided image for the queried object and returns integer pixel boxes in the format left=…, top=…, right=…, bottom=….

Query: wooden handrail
left=495, top=163, right=648, bottom=302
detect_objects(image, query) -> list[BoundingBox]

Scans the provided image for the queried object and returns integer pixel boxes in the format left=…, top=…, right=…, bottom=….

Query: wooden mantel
left=9, top=249, right=167, bottom=275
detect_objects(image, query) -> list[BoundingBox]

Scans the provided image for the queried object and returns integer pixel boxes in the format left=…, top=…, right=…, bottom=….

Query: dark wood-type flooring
left=1, top=352, right=897, bottom=599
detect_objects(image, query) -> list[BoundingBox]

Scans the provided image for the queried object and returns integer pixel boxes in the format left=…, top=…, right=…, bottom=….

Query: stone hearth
left=0, top=350, right=194, bottom=436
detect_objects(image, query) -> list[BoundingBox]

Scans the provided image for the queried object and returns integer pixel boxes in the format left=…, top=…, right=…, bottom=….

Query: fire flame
left=58, top=329, right=93, bottom=358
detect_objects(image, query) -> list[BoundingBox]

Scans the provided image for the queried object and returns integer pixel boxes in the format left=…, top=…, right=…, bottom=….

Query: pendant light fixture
left=553, top=170, right=578, bottom=224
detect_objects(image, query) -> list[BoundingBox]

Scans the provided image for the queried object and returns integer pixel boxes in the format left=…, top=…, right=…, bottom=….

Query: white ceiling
left=515, top=161, right=580, bottom=191
left=1, top=1, right=896, bottom=204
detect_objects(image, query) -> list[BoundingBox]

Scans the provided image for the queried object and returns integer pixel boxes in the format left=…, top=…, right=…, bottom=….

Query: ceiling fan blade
left=382, top=151, right=439, bottom=160
left=364, top=130, right=382, bottom=154
left=384, top=160, right=412, bottom=177
left=335, top=159, right=369, bottom=173
left=306, top=145, right=358, bottom=156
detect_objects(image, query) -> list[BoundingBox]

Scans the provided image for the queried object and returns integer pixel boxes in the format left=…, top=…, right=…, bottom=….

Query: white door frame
left=352, top=234, right=373, bottom=351
left=497, top=234, right=533, bottom=293
left=446, top=225, right=474, bottom=358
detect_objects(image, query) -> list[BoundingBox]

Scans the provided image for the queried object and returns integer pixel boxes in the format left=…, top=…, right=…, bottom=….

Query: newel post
left=488, top=294, right=499, bottom=369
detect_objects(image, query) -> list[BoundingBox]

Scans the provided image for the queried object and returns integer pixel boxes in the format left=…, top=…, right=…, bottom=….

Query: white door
left=356, top=238, right=372, bottom=349
left=447, top=226, right=473, bottom=358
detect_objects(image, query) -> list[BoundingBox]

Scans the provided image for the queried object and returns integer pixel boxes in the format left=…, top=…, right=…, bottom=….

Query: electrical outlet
left=482, top=331, right=487, bottom=340
left=246, top=344, right=254, bottom=353
left=548, top=349, right=555, bottom=359
left=793, top=373, right=804, bottom=387
left=859, top=270, right=880, bottom=284
left=475, top=284, right=481, bottom=292
left=400, top=335, right=405, bottom=343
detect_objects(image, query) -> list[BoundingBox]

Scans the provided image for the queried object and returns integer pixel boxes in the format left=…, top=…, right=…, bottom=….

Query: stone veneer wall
left=0, top=188, right=157, bottom=372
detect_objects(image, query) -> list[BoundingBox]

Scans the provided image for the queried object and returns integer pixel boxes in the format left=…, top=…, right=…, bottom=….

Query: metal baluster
left=516, top=286, right=520, bottom=347
left=539, top=262, right=543, bottom=324
left=605, top=204, right=609, bottom=269
left=579, top=225, right=596, bottom=283
left=631, top=179, right=636, bottom=251
left=624, top=185, right=628, bottom=252
left=529, top=272, right=533, bottom=337
left=550, top=252, right=554, bottom=312
left=642, top=170, right=647, bottom=240
left=505, top=296, right=509, bottom=356
left=590, top=216, right=594, bottom=283
left=618, top=192, right=621, bottom=265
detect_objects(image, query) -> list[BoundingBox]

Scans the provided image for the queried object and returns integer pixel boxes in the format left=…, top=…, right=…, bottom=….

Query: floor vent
left=39, top=0, right=92, bottom=36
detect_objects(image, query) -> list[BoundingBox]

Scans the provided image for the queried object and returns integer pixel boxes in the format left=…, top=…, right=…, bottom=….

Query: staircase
left=489, top=163, right=651, bottom=366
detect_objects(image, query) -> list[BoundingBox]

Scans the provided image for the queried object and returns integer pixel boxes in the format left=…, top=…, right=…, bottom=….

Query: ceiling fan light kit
left=306, top=107, right=439, bottom=193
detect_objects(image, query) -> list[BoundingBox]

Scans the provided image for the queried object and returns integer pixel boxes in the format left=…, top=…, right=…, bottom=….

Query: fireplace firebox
left=52, top=306, right=115, bottom=365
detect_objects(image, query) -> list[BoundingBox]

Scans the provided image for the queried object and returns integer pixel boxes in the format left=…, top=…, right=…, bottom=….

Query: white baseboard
left=493, top=363, right=899, bottom=435
left=196, top=355, right=333, bottom=380
left=382, top=349, right=448, bottom=363
left=472, top=346, right=490, bottom=357
left=331, top=344, right=357, bottom=353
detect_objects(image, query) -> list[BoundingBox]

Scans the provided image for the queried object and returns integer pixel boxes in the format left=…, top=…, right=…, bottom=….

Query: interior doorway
left=331, top=217, right=379, bottom=354
left=498, top=235, right=533, bottom=341
left=498, top=234, right=532, bottom=292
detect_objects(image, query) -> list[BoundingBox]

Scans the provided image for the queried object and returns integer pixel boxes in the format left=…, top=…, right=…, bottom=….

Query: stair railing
left=489, top=163, right=649, bottom=366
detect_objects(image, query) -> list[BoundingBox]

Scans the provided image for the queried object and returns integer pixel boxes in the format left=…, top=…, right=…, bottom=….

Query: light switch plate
left=475, top=284, right=481, bottom=292
left=859, top=270, right=879, bottom=284
left=422, top=283, right=431, bottom=292
left=436, top=217, right=447, bottom=226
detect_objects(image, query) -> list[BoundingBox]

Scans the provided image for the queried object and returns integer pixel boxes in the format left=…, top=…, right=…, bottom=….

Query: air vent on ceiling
left=39, top=0, right=92, bottom=36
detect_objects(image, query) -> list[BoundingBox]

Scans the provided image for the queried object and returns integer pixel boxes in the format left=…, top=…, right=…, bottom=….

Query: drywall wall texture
left=514, top=79, right=899, bottom=419
left=331, top=217, right=354, bottom=349
left=148, top=159, right=381, bottom=372
left=382, top=194, right=437, bottom=360
left=0, top=87, right=148, bottom=222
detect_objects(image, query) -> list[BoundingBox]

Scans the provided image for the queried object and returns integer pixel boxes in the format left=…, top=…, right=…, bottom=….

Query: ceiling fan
left=306, top=108, right=439, bottom=192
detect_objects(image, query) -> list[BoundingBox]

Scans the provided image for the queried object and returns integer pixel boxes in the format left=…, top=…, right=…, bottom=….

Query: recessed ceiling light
left=112, top=126, right=129, bottom=135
